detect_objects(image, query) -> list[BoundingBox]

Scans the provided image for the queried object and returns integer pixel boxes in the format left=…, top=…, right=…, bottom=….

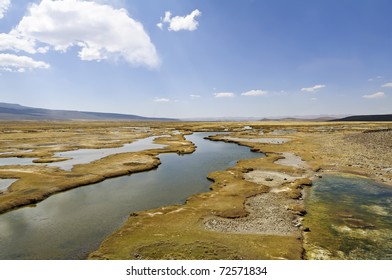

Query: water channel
left=0, top=133, right=263, bottom=259
left=47, top=136, right=166, bottom=171
left=0, top=136, right=166, bottom=171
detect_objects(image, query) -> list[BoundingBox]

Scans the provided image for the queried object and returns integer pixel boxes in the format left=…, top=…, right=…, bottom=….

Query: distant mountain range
left=0, top=102, right=177, bottom=121
left=260, top=116, right=337, bottom=122
left=1, top=102, right=390, bottom=122
left=332, top=114, right=392, bottom=122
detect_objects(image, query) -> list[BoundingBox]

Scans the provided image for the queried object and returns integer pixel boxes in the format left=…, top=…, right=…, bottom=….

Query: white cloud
left=6, top=0, right=159, bottom=68
left=0, top=32, right=38, bottom=54
left=154, top=97, right=170, bottom=102
left=241, top=89, right=268, bottom=96
left=362, top=92, right=385, bottom=99
left=214, top=92, right=235, bottom=98
left=158, top=9, right=201, bottom=32
left=0, top=53, right=50, bottom=72
left=189, top=94, right=201, bottom=99
left=301, top=84, right=326, bottom=92
left=381, top=82, right=392, bottom=88
left=163, top=11, right=172, bottom=23
left=0, top=0, right=10, bottom=19
left=156, top=22, right=163, bottom=30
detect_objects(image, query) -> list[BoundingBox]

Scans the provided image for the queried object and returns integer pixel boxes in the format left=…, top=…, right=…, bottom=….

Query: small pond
left=304, top=174, right=392, bottom=259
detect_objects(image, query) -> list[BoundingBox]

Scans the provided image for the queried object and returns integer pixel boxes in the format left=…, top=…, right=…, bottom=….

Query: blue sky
left=0, top=0, right=391, bottom=118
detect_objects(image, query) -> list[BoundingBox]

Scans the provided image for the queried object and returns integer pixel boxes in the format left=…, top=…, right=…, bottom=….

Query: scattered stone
left=203, top=192, right=301, bottom=236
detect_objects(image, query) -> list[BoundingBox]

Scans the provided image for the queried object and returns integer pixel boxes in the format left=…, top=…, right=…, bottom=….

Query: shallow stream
left=0, top=133, right=262, bottom=259
left=0, top=136, right=165, bottom=170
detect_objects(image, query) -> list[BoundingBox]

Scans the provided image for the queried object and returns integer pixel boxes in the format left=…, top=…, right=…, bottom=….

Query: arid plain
left=0, top=121, right=391, bottom=260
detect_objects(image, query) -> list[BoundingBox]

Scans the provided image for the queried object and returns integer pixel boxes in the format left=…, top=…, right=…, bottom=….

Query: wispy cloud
left=0, top=53, right=50, bottom=72
left=381, top=82, right=392, bottom=88
left=214, top=92, right=235, bottom=98
left=158, top=9, right=201, bottom=32
left=0, top=33, right=39, bottom=54
left=241, top=89, right=268, bottom=96
left=301, top=84, right=326, bottom=92
left=362, top=92, right=385, bottom=99
left=368, top=76, right=383, bottom=82
left=189, top=94, right=201, bottom=99
left=153, top=97, right=170, bottom=102
left=156, top=22, right=163, bottom=30
left=0, top=0, right=10, bottom=19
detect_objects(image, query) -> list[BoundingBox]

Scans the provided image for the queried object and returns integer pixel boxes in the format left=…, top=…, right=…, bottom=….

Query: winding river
left=0, top=133, right=262, bottom=259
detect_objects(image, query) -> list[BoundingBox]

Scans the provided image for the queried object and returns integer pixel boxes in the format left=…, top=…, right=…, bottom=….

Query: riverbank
left=1, top=121, right=391, bottom=259
left=89, top=121, right=392, bottom=260
left=0, top=122, right=195, bottom=214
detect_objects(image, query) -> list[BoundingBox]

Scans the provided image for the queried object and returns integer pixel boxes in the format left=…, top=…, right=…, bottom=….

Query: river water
left=0, top=133, right=262, bottom=259
left=0, top=136, right=166, bottom=171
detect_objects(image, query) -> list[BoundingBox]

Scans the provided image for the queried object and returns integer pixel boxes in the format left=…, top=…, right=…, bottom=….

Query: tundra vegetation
left=0, top=121, right=391, bottom=259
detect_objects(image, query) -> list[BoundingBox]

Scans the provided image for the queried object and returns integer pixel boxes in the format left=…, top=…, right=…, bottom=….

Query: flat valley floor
left=0, top=121, right=391, bottom=259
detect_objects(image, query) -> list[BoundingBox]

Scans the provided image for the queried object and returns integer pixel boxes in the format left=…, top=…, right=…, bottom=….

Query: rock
left=133, top=253, right=141, bottom=259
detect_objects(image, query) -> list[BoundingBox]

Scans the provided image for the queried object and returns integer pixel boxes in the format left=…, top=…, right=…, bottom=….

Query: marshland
left=0, top=121, right=391, bottom=260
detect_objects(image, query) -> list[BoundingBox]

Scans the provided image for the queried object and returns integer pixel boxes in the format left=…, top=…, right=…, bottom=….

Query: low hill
left=332, top=114, right=392, bottom=122
left=0, top=102, right=177, bottom=121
